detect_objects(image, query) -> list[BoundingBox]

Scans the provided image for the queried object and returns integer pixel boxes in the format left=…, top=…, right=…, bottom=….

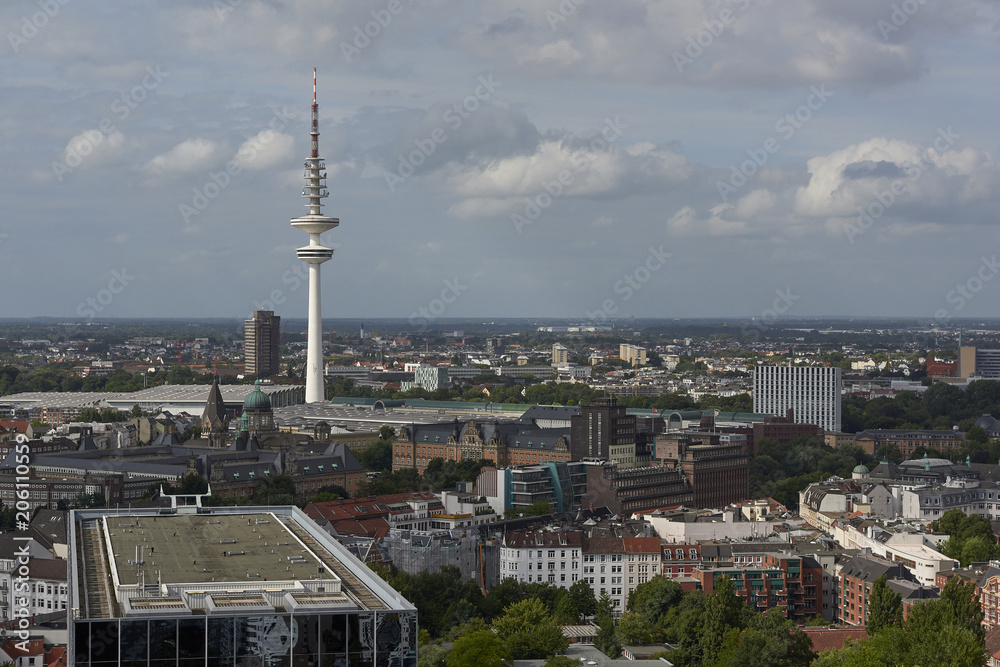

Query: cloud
left=142, top=138, right=220, bottom=178
left=232, top=131, right=295, bottom=171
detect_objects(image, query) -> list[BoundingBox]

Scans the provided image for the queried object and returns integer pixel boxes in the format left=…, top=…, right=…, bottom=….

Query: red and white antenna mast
left=311, top=67, right=319, bottom=159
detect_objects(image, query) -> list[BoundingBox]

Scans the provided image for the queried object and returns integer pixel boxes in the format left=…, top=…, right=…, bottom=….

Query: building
left=695, top=553, right=823, bottom=623
left=666, top=441, right=749, bottom=508
left=291, top=69, right=338, bottom=404
left=584, top=463, right=693, bottom=515
left=753, top=364, right=842, bottom=432
left=244, top=310, right=281, bottom=379
left=958, top=346, right=1000, bottom=379
left=854, top=429, right=966, bottom=457
left=552, top=344, right=569, bottom=366
left=476, top=462, right=587, bottom=515
left=400, top=365, right=450, bottom=393
left=499, top=530, right=583, bottom=587
left=619, top=344, right=647, bottom=366
left=838, top=554, right=912, bottom=626
left=68, top=500, right=417, bottom=666
left=570, top=397, right=637, bottom=468
left=392, top=419, right=571, bottom=475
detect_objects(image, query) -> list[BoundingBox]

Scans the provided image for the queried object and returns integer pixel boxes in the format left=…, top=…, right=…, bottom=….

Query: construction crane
left=176, top=341, right=200, bottom=366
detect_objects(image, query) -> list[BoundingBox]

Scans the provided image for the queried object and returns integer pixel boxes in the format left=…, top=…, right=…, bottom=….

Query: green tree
left=700, top=575, right=750, bottom=666
left=493, top=598, right=568, bottom=660
left=865, top=575, right=902, bottom=636
left=357, top=438, right=393, bottom=472
left=712, top=607, right=813, bottom=667
left=542, top=657, right=578, bottom=667
left=627, top=575, right=683, bottom=626
left=448, top=630, right=509, bottom=667
left=615, top=611, right=655, bottom=645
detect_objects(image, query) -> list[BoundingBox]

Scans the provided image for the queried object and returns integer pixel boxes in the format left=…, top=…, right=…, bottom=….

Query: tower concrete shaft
left=291, top=68, right=338, bottom=403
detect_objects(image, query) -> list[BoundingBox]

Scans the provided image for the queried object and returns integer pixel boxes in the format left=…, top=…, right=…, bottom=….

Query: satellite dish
left=15, top=434, right=28, bottom=444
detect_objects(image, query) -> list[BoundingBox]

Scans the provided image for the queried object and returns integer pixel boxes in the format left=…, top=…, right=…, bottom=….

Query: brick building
left=838, top=554, right=911, bottom=626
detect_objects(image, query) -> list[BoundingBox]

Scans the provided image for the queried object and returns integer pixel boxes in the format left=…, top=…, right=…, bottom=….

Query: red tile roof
left=802, top=627, right=868, bottom=654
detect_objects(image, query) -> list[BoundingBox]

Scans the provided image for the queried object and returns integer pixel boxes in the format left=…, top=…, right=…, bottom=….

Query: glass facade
left=73, top=611, right=417, bottom=667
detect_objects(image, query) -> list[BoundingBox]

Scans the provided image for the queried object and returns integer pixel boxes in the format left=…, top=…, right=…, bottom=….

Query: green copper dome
left=243, top=380, right=272, bottom=411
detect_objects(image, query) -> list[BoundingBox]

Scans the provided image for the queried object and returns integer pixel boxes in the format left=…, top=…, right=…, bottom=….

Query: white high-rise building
left=753, top=364, right=842, bottom=432
left=291, top=69, right=338, bottom=403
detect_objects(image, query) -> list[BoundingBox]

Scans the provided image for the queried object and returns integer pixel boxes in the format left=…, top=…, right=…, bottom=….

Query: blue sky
left=2, top=0, right=999, bottom=324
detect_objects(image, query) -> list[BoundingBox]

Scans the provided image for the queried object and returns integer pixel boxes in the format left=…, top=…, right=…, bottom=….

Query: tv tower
left=291, top=68, right=338, bottom=403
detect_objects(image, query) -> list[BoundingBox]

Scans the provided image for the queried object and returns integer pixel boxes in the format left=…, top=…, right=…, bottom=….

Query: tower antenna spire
left=292, top=68, right=338, bottom=403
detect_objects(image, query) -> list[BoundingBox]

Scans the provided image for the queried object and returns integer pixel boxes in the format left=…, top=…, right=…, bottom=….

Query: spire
left=311, top=67, right=319, bottom=159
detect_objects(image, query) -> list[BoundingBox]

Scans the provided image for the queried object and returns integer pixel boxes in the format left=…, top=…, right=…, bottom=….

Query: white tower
left=291, top=68, right=338, bottom=403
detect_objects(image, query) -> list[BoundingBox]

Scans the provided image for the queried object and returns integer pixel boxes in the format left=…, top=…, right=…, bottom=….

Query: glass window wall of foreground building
left=74, top=610, right=417, bottom=667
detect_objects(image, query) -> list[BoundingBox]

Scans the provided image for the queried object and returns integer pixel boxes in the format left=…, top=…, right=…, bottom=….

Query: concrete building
left=400, top=365, right=450, bottom=393
left=552, top=344, right=569, bottom=366
left=619, top=345, right=647, bottom=366
left=69, top=500, right=417, bottom=666
left=476, top=462, right=587, bottom=515
left=570, top=397, right=637, bottom=468
left=244, top=310, right=281, bottom=379
left=854, top=429, right=966, bottom=457
left=753, top=364, right=842, bottom=432
left=959, top=346, right=1000, bottom=379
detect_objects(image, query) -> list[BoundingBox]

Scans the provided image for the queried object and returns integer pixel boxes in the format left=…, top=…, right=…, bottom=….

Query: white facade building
left=499, top=531, right=582, bottom=588
left=753, top=364, right=842, bottom=432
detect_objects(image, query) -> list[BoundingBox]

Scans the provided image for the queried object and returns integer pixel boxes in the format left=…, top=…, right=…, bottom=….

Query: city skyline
left=2, top=1, right=1000, bottom=322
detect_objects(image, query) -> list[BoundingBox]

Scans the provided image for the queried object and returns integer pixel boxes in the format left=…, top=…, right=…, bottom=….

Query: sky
left=2, top=0, right=1000, bottom=326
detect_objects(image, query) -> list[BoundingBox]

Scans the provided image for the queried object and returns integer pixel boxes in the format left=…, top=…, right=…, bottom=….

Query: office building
left=69, top=500, right=416, bottom=666
left=959, top=346, right=1000, bottom=379
left=552, top=344, right=569, bottom=366
left=570, top=397, right=637, bottom=467
left=244, top=310, right=281, bottom=379
left=753, top=364, right=842, bottom=432
left=619, top=344, right=647, bottom=366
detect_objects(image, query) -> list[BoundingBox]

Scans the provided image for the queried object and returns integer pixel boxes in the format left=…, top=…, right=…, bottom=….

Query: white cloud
left=232, top=131, right=295, bottom=171
left=142, top=138, right=220, bottom=178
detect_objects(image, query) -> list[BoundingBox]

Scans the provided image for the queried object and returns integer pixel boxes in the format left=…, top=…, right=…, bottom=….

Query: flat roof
left=105, top=513, right=328, bottom=585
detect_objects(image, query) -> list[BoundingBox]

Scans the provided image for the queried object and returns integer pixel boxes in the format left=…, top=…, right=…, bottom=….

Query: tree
left=543, top=657, right=578, bottom=667
left=627, top=576, right=683, bottom=626
left=865, top=575, right=902, bottom=636
left=357, top=438, right=393, bottom=472
left=712, top=607, right=813, bottom=667
left=493, top=598, right=567, bottom=660
left=448, top=630, right=509, bottom=667
left=700, top=575, right=751, bottom=666
left=615, top=612, right=655, bottom=645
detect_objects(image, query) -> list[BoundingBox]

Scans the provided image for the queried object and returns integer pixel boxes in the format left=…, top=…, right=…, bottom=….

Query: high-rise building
left=292, top=69, right=338, bottom=404
left=619, top=344, right=647, bottom=366
left=958, top=346, right=1000, bottom=379
left=244, top=310, right=280, bottom=378
left=570, top=396, right=637, bottom=467
left=753, top=364, right=842, bottom=432
left=552, top=344, right=569, bottom=366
